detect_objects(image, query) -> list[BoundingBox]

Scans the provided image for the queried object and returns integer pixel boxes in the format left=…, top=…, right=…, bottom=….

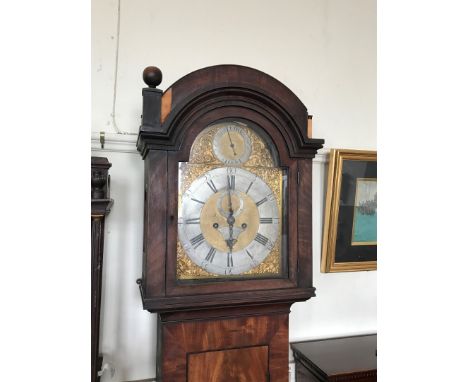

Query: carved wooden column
left=91, top=157, right=113, bottom=382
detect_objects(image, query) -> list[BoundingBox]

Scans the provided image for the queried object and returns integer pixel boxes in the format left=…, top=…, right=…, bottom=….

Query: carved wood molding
left=91, top=133, right=330, bottom=162
left=137, top=65, right=324, bottom=159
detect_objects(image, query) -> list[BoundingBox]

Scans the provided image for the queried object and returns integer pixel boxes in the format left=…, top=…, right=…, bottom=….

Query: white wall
left=92, top=1, right=376, bottom=381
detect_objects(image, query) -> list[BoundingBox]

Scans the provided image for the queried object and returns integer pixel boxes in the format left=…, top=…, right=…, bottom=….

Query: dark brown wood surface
left=291, top=335, right=377, bottom=382
left=297, top=160, right=313, bottom=288
left=188, top=346, right=269, bottom=382
left=160, top=307, right=289, bottom=381
left=138, top=65, right=324, bottom=159
left=137, top=65, right=323, bottom=313
left=91, top=157, right=113, bottom=382
left=142, top=150, right=167, bottom=297
left=137, top=65, right=324, bottom=381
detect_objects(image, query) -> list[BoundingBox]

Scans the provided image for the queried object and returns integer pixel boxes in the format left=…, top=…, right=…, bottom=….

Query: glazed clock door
left=176, top=120, right=287, bottom=281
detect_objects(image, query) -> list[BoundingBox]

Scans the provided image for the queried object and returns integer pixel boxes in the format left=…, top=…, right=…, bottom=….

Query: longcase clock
left=136, top=65, right=324, bottom=381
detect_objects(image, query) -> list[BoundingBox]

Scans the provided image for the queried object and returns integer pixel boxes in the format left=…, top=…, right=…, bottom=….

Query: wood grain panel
left=144, top=150, right=167, bottom=296
left=188, top=345, right=268, bottom=382
left=161, top=312, right=289, bottom=381
left=297, top=160, right=313, bottom=288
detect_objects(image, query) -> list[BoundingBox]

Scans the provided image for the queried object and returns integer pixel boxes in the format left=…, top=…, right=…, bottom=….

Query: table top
left=291, top=334, right=377, bottom=376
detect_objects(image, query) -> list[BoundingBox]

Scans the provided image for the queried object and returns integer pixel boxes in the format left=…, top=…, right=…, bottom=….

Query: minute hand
left=227, top=130, right=237, bottom=156
left=226, top=179, right=235, bottom=251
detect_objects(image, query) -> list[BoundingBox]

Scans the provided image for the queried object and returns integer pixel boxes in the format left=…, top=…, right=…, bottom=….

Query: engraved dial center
left=200, top=190, right=259, bottom=253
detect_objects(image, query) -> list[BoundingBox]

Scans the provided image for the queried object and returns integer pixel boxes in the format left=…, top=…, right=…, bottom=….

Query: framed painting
left=321, top=149, right=377, bottom=272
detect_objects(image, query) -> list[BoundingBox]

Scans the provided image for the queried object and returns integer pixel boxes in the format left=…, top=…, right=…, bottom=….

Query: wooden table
left=291, top=334, right=377, bottom=382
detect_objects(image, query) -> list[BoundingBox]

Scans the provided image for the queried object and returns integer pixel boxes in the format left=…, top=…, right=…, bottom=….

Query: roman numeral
left=191, top=198, right=205, bottom=205
left=227, top=175, right=235, bottom=190
left=260, top=218, right=273, bottom=224
left=190, top=233, right=205, bottom=249
left=207, top=179, right=218, bottom=193
left=255, top=197, right=268, bottom=207
left=227, top=252, right=234, bottom=267
left=245, top=181, right=254, bottom=194
left=254, top=233, right=269, bottom=246
left=205, top=247, right=216, bottom=263
left=185, top=218, right=200, bottom=224
left=246, top=249, right=259, bottom=266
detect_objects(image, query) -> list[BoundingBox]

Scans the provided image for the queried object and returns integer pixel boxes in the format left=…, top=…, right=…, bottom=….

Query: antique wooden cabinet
left=91, top=157, right=113, bottom=382
left=291, top=335, right=377, bottom=382
left=136, top=65, right=323, bottom=381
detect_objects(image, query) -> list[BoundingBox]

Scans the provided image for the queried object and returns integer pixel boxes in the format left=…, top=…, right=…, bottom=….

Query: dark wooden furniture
left=291, top=334, right=377, bottom=382
left=91, top=157, right=113, bottom=382
left=136, top=65, right=324, bottom=381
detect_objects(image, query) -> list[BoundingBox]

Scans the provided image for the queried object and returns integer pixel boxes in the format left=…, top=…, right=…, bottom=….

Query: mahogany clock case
left=137, top=65, right=324, bottom=314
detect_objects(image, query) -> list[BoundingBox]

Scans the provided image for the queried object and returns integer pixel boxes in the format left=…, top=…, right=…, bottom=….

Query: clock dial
left=212, top=123, right=252, bottom=165
left=178, top=167, right=279, bottom=275
left=177, top=120, right=284, bottom=279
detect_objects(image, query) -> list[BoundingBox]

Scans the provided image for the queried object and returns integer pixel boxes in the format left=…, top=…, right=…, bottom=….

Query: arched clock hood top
left=137, top=64, right=324, bottom=159
left=136, top=64, right=325, bottom=315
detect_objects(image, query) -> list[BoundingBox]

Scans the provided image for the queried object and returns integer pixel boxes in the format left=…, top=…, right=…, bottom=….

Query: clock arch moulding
left=137, top=64, right=324, bottom=314
left=137, top=64, right=323, bottom=160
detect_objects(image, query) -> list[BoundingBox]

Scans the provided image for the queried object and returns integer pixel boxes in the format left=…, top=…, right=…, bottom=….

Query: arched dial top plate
left=188, top=121, right=275, bottom=168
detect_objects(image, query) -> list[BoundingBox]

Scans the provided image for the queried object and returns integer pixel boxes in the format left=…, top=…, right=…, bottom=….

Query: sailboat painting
left=351, top=178, right=377, bottom=245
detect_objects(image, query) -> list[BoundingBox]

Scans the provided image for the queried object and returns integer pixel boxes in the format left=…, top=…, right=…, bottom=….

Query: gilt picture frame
left=321, top=149, right=377, bottom=272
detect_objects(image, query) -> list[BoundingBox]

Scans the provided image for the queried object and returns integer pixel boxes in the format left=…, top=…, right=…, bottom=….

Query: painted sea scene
left=351, top=178, right=377, bottom=245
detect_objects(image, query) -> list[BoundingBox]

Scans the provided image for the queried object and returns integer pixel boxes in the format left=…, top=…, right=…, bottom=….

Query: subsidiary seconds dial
left=178, top=167, right=279, bottom=275
left=212, top=123, right=252, bottom=165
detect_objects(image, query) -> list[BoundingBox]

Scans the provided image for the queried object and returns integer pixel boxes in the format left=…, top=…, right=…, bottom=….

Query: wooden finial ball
left=143, top=66, right=162, bottom=88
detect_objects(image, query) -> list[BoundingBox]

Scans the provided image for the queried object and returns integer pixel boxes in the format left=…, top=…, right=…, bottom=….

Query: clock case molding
left=137, top=65, right=324, bottom=314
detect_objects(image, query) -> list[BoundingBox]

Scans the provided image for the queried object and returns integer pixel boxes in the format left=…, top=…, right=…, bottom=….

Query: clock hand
left=224, top=216, right=235, bottom=252
left=227, top=176, right=234, bottom=215
left=227, top=130, right=237, bottom=156
left=227, top=224, right=234, bottom=252
left=226, top=178, right=236, bottom=251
